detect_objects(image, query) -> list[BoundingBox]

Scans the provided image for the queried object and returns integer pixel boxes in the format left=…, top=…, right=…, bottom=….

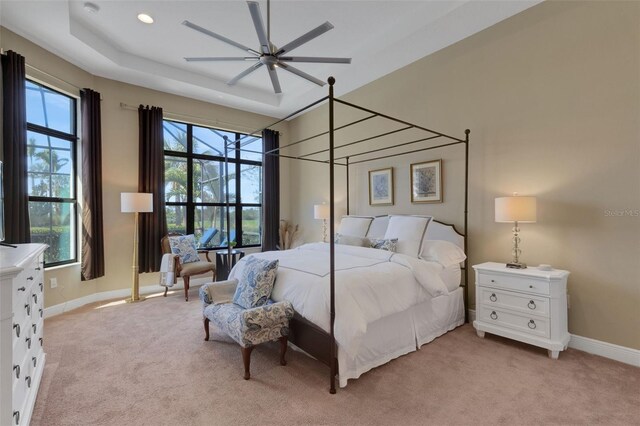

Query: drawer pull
left=17, top=286, right=26, bottom=292
left=490, top=311, right=498, bottom=320
left=528, top=320, right=537, bottom=329
left=27, top=276, right=34, bottom=281
left=39, top=282, right=43, bottom=292
left=39, top=337, right=43, bottom=346
left=25, top=303, right=31, bottom=315
left=33, top=294, right=38, bottom=304
left=36, top=267, right=41, bottom=271
left=13, top=323, right=20, bottom=338
left=489, top=293, right=497, bottom=302
left=13, top=364, right=20, bottom=379
left=529, top=285, right=533, bottom=289
left=528, top=300, right=537, bottom=310
left=25, top=375, right=32, bottom=388
left=33, top=356, right=37, bottom=367
left=40, top=308, right=43, bottom=318
left=490, top=279, right=496, bottom=283
left=26, top=337, right=32, bottom=349
left=13, top=411, right=20, bottom=425
left=33, top=324, right=37, bottom=333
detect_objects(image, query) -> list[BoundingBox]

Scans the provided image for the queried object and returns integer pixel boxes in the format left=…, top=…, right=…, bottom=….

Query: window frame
left=25, top=79, right=79, bottom=267
left=163, top=119, right=263, bottom=249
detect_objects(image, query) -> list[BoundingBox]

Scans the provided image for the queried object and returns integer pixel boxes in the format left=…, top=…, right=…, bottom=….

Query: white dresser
left=1, top=244, right=47, bottom=426
left=473, top=262, right=570, bottom=359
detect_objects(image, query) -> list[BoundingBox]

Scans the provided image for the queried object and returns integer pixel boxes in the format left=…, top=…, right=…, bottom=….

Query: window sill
left=45, top=262, right=81, bottom=272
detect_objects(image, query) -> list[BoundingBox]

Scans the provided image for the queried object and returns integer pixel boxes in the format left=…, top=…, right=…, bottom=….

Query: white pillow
left=335, top=233, right=369, bottom=247
left=420, top=240, right=466, bottom=267
left=366, top=215, right=389, bottom=239
left=338, top=216, right=373, bottom=237
left=383, top=215, right=431, bottom=258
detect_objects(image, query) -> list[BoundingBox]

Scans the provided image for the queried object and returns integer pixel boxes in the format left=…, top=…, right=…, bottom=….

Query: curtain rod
left=119, top=102, right=270, bottom=134
left=25, top=63, right=85, bottom=93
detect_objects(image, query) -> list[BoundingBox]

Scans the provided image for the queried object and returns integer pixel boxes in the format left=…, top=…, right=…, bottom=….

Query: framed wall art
left=410, top=160, right=442, bottom=203
left=368, top=167, right=394, bottom=206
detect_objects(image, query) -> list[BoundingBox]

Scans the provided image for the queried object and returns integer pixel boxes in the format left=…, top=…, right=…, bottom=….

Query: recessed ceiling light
left=137, top=13, right=154, bottom=24
left=84, top=2, right=100, bottom=13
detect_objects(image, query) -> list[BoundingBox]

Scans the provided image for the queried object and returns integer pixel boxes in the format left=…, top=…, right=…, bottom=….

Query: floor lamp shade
left=495, top=196, right=537, bottom=223
left=121, top=193, right=153, bottom=213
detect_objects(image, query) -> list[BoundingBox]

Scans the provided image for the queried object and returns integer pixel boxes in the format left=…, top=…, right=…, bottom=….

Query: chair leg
left=203, top=318, right=210, bottom=341
left=279, top=336, right=288, bottom=366
left=163, top=286, right=168, bottom=297
left=183, top=276, right=190, bottom=301
left=241, top=346, right=254, bottom=380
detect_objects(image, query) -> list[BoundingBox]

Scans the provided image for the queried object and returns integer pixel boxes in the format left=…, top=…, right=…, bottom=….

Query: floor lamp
left=121, top=193, right=153, bottom=302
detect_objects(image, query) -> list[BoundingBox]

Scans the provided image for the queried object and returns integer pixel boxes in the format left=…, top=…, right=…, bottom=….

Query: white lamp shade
left=314, top=204, right=330, bottom=220
left=495, top=196, right=537, bottom=223
left=121, top=193, right=153, bottom=213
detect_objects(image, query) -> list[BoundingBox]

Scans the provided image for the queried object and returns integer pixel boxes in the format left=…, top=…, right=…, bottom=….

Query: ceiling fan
left=182, top=0, right=351, bottom=94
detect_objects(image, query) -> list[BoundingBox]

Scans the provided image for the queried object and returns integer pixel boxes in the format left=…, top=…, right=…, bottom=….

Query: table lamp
left=314, top=204, right=330, bottom=243
left=121, top=192, right=153, bottom=302
left=495, top=194, right=537, bottom=269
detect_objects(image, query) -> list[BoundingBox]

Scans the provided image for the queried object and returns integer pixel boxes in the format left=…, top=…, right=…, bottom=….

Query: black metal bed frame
left=222, top=77, right=470, bottom=394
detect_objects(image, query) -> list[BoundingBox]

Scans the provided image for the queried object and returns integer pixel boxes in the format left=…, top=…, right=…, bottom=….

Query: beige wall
left=288, top=1, right=640, bottom=349
left=1, top=28, right=290, bottom=308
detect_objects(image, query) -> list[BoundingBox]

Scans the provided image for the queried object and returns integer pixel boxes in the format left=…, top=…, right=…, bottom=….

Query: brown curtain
left=138, top=105, right=167, bottom=272
left=262, top=129, right=279, bottom=251
left=2, top=50, right=30, bottom=244
left=80, top=89, right=105, bottom=280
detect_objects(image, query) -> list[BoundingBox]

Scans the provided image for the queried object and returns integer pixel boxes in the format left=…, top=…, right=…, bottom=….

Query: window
left=163, top=120, right=262, bottom=248
left=25, top=80, right=78, bottom=266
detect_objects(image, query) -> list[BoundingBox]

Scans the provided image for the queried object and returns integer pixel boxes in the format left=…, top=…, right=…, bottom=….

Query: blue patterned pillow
left=168, top=234, right=200, bottom=264
left=232, top=257, right=279, bottom=309
left=369, top=238, right=398, bottom=252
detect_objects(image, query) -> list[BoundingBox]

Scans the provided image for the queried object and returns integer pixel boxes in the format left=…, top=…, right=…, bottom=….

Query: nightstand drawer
left=480, top=288, right=549, bottom=317
left=479, top=307, right=550, bottom=339
left=478, top=272, right=549, bottom=296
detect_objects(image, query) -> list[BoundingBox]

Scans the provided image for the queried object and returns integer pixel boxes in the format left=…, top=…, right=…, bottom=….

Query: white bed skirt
left=337, top=287, right=465, bottom=387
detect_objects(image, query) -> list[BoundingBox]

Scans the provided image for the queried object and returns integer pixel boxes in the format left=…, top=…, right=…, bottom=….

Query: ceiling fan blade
left=277, top=62, right=325, bottom=87
left=247, top=1, right=271, bottom=54
left=185, top=57, right=259, bottom=62
left=227, top=62, right=264, bottom=86
left=276, top=22, right=334, bottom=55
left=266, top=64, right=282, bottom=94
left=279, top=56, right=351, bottom=64
left=182, top=20, right=260, bottom=56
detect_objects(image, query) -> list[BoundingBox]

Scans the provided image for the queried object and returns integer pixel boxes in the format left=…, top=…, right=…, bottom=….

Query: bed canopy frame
left=222, top=77, right=470, bottom=394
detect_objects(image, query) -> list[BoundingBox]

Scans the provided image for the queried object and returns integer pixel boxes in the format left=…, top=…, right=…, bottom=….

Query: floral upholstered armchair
left=199, top=256, right=294, bottom=380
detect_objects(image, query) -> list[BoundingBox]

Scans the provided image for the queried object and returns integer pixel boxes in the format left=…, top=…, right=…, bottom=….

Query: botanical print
left=411, top=160, right=442, bottom=203
left=373, top=174, right=389, bottom=199
left=369, top=168, right=394, bottom=206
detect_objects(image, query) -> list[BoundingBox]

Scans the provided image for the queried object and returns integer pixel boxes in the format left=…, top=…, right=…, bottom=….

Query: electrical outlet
left=50, top=278, right=58, bottom=289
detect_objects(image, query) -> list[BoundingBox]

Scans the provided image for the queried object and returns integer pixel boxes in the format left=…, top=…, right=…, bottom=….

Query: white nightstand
left=473, top=262, right=570, bottom=359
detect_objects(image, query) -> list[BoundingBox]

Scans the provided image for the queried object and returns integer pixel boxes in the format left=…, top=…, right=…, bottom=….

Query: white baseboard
left=468, top=309, right=640, bottom=367
left=44, top=277, right=210, bottom=319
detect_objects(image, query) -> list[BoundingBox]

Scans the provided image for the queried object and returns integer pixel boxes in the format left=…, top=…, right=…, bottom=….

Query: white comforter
left=228, top=243, right=448, bottom=357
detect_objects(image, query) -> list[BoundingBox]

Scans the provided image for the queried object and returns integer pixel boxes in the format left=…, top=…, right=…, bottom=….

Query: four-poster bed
left=221, top=77, right=470, bottom=393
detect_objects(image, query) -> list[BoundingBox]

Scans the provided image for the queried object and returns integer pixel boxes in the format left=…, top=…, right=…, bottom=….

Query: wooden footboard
left=289, top=312, right=337, bottom=370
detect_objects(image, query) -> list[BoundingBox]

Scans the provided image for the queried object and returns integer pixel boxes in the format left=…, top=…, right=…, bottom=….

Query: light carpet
left=31, top=289, right=639, bottom=426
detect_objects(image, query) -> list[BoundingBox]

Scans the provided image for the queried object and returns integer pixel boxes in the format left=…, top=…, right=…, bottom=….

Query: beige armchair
left=161, top=233, right=216, bottom=301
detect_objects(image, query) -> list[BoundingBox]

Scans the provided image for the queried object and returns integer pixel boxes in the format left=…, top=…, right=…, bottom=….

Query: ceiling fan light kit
left=182, top=0, right=351, bottom=94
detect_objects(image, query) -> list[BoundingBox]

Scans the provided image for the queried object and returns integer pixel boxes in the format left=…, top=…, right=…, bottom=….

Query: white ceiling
left=1, top=0, right=541, bottom=118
